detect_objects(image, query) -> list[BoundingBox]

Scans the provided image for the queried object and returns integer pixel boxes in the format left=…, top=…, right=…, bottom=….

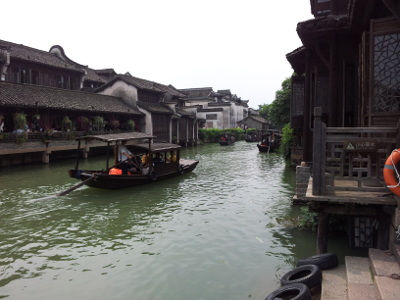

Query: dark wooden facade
left=287, top=0, right=400, bottom=162
left=288, top=0, right=400, bottom=252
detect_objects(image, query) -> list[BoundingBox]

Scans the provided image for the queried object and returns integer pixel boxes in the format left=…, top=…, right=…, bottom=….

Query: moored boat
left=68, top=132, right=199, bottom=189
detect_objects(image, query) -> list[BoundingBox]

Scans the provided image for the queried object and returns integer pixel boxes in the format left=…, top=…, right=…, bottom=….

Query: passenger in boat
left=128, top=152, right=141, bottom=173
left=153, top=153, right=163, bottom=164
left=141, top=150, right=151, bottom=175
left=168, top=151, right=177, bottom=163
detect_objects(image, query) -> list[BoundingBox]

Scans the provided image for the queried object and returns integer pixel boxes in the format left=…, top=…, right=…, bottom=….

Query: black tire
left=296, top=253, right=338, bottom=270
left=265, top=283, right=311, bottom=300
left=149, top=171, right=157, bottom=181
left=280, top=264, right=322, bottom=289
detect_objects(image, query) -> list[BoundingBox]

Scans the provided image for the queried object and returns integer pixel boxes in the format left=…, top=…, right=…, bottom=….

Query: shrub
left=199, top=128, right=223, bottom=143
left=279, top=123, right=296, bottom=158
left=223, top=128, right=245, bottom=140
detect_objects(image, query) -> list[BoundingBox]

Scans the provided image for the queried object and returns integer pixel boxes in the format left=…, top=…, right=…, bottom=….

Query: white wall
left=98, top=81, right=139, bottom=109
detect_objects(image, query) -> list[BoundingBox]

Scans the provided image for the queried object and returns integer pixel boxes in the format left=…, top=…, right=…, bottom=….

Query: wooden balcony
left=303, top=108, right=400, bottom=253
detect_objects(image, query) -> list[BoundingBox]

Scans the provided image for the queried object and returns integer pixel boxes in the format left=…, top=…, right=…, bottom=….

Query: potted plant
left=109, top=119, right=120, bottom=131
left=13, top=112, right=27, bottom=131
left=93, top=116, right=104, bottom=132
left=76, top=116, right=90, bottom=131
left=0, top=114, right=4, bottom=133
left=62, top=116, right=73, bottom=132
left=127, top=119, right=135, bottom=131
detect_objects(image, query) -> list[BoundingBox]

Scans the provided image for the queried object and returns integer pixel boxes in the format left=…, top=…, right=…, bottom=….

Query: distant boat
left=219, top=134, right=235, bottom=146
left=68, top=132, right=199, bottom=190
left=245, top=134, right=258, bottom=142
left=257, top=132, right=279, bottom=153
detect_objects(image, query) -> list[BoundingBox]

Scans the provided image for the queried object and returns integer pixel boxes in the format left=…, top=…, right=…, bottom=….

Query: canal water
left=0, top=141, right=357, bottom=300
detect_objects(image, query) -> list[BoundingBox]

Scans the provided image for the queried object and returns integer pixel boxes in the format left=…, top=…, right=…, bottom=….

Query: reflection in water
left=0, top=142, right=344, bottom=300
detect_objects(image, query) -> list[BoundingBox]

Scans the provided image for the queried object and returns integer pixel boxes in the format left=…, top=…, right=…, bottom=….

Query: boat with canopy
left=68, top=132, right=199, bottom=189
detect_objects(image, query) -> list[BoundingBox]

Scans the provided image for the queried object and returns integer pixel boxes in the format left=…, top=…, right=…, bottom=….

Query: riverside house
left=0, top=39, right=202, bottom=165
left=287, top=0, right=400, bottom=254
left=179, top=87, right=249, bottom=129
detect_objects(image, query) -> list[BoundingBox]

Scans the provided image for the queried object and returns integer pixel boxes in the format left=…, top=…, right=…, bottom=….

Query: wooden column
left=313, top=107, right=326, bottom=195
left=317, top=212, right=329, bottom=254
left=83, top=145, right=90, bottom=159
left=303, top=50, right=312, bottom=162
left=42, top=150, right=50, bottom=164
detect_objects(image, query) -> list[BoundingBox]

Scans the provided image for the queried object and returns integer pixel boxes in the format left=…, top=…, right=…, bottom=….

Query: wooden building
left=0, top=39, right=200, bottom=165
left=96, top=73, right=199, bottom=144
left=287, top=0, right=400, bottom=252
left=237, top=114, right=269, bottom=132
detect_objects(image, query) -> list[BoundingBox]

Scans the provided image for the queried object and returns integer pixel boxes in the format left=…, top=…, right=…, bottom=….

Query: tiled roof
left=249, top=115, right=267, bottom=124
left=175, top=107, right=195, bottom=117
left=137, top=101, right=174, bottom=114
left=84, top=68, right=108, bottom=83
left=297, top=15, right=349, bottom=42
left=98, top=74, right=186, bottom=98
left=0, top=39, right=83, bottom=73
left=179, top=87, right=214, bottom=98
left=217, top=89, right=232, bottom=96
left=0, top=82, right=142, bottom=115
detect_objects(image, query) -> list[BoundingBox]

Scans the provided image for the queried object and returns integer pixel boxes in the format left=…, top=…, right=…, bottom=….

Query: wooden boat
left=219, top=134, right=235, bottom=146
left=257, top=143, right=271, bottom=153
left=68, top=132, right=199, bottom=189
left=245, top=135, right=258, bottom=142
left=257, top=131, right=280, bottom=153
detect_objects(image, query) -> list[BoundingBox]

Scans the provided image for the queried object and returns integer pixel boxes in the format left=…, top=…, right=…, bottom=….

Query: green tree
left=258, top=103, right=270, bottom=121
left=269, top=77, right=291, bottom=129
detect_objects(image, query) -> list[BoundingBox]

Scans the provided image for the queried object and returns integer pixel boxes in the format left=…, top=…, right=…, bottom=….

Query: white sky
left=2, top=0, right=313, bottom=109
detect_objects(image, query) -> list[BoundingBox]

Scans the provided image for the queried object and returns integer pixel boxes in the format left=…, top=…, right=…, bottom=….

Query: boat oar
left=57, top=174, right=94, bottom=196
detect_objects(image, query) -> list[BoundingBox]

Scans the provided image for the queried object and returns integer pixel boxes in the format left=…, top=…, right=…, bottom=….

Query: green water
left=0, top=141, right=354, bottom=300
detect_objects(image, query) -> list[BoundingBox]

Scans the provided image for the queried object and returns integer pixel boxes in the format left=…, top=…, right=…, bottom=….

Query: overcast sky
left=2, top=0, right=313, bottom=109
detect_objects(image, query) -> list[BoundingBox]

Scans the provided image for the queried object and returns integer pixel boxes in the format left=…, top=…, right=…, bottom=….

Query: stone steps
left=320, top=248, right=400, bottom=300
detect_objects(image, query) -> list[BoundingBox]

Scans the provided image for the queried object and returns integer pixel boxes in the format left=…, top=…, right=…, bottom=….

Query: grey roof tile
left=0, top=81, right=142, bottom=115
left=0, top=39, right=83, bottom=73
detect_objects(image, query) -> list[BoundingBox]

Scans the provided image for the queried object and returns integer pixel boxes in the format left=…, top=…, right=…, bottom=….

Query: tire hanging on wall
left=296, top=253, right=338, bottom=270
left=280, top=264, right=322, bottom=289
left=265, top=283, right=311, bottom=300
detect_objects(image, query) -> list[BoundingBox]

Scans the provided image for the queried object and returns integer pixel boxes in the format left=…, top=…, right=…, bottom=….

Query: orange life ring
left=383, top=149, right=400, bottom=196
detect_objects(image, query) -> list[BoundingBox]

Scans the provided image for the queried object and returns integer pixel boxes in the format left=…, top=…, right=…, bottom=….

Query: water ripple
left=0, top=142, right=308, bottom=300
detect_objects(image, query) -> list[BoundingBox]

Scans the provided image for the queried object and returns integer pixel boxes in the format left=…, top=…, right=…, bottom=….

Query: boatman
left=118, top=140, right=139, bottom=174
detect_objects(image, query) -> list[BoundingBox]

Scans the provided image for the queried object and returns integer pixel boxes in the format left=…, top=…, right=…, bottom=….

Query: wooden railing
left=312, top=107, right=400, bottom=195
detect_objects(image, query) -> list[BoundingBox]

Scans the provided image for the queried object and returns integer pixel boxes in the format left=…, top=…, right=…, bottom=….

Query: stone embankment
left=321, top=246, right=400, bottom=300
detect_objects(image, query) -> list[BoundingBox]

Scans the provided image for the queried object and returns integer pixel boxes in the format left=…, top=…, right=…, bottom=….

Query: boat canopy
left=132, top=143, right=182, bottom=153
left=76, top=132, right=154, bottom=143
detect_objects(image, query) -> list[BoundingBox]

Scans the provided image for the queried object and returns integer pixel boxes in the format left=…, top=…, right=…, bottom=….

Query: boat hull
left=257, top=144, right=271, bottom=152
left=69, top=160, right=199, bottom=190
left=219, top=140, right=234, bottom=146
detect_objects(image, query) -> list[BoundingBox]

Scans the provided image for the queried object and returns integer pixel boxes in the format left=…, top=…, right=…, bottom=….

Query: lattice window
left=372, top=32, right=400, bottom=112
left=291, top=78, right=304, bottom=117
